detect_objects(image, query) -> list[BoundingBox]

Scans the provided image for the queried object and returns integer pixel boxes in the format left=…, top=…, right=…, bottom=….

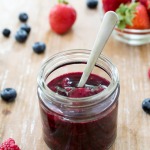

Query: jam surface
left=39, top=72, right=118, bottom=150
left=47, top=72, right=110, bottom=98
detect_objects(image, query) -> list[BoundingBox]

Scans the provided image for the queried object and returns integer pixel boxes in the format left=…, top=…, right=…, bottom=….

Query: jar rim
left=37, top=49, right=119, bottom=106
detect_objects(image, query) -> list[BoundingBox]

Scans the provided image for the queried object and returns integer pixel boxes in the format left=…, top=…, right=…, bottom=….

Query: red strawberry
left=0, top=138, right=20, bottom=150
left=116, top=2, right=150, bottom=29
left=102, top=0, right=131, bottom=12
left=118, top=0, right=131, bottom=2
left=49, top=0, right=76, bottom=34
left=138, top=0, right=150, bottom=15
left=102, top=0, right=119, bottom=12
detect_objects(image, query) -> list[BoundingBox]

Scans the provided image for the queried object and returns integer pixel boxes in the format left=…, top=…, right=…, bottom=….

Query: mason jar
left=37, top=49, right=120, bottom=150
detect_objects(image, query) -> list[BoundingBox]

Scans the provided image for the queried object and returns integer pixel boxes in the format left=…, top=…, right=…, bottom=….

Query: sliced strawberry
left=116, top=2, right=150, bottom=29
left=49, top=0, right=76, bottom=34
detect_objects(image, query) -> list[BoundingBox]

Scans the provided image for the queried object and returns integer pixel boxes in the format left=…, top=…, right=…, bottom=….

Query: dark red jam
left=48, top=72, right=110, bottom=98
left=38, top=72, right=118, bottom=150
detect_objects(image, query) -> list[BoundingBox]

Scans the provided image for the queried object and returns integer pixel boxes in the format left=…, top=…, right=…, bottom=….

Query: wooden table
left=0, top=0, right=150, bottom=149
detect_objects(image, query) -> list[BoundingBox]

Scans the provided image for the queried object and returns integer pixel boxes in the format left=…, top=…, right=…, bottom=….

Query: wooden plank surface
left=0, top=0, right=150, bottom=149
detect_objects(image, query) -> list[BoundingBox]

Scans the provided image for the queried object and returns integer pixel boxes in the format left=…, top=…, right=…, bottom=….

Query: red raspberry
left=0, top=138, right=20, bottom=150
left=148, top=68, right=150, bottom=79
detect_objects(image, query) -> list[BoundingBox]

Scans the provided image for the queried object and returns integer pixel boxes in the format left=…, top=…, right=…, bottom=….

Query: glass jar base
left=113, top=30, right=150, bottom=46
left=43, top=133, right=117, bottom=150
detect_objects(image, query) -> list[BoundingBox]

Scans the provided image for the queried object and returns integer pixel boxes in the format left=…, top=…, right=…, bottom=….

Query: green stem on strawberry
left=58, top=0, right=68, bottom=4
left=116, top=2, right=138, bottom=30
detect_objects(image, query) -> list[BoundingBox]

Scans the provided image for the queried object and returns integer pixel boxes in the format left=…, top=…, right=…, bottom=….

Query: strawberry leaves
left=116, top=3, right=138, bottom=29
left=116, top=2, right=150, bottom=29
left=58, top=0, right=68, bottom=4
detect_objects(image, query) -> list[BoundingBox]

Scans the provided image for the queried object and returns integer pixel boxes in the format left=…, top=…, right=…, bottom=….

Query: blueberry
left=15, top=29, right=28, bottom=43
left=19, top=12, right=28, bottom=22
left=87, top=0, right=98, bottom=9
left=32, top=42, right=46, bottom=54
left=20, top=24, right=31, bottom=34
left=0, top=88, right=17, bottom=102
left=142, top=98, right=150, bottom=114
left=2, top=28, right=11, bottom=37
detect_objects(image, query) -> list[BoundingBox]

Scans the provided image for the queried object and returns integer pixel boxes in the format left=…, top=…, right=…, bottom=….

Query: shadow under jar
left=37, top=49, right=120, bottom=150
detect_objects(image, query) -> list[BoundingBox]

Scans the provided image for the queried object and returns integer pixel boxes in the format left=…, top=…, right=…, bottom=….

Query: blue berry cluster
left=1, top=12, right=47, bottom=103
left=2, top=12, right=46, bottom=54
left=15, top=13, right=30, bottom=43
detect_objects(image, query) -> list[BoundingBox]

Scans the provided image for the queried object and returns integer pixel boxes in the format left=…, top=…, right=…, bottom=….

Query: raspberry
left=0, top=138, right=20, bottom=150
left=148, top=68, right=150, bottom=79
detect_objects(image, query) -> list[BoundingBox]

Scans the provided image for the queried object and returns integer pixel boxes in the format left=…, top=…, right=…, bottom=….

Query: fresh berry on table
left=20, top=24, right=31, bottom=34
left=116, top=2, right=150, bottom=30
left=86, top=0, right=98, bottom=9
left=142, top=98, right=150, bottom=114
left=148, top=68, right=150, bottom=79
left=0, top=88, right=17, bottom=102
left=19, top=12, right=28, bottom=22
left=102, top=0, right=131, bottom=12
left=0, top=138, right=20, bottom=150
left=32, top=42, right=46, bottom=54
left=15, top=29, right=28, bottom=43
left=2, top=28, right=11, bottom=37
left=49, top=0, right=77, bottom=34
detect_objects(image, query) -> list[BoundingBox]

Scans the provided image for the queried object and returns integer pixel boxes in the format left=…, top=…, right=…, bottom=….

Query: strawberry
left=116, top=2, right=150, bottom=29
left=118, top=0, right=131, bottom=2
left=102, top=0, right=120, bottom=12
left=102, top=0, right=131, bottom=12
left=138, top=0, right=150, bottom=15
left=49, top=0, right=76, bottom=34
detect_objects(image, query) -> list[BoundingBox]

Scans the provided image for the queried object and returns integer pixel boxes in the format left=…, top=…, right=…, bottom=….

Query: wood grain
left=0, top=0, right=150, bottom=149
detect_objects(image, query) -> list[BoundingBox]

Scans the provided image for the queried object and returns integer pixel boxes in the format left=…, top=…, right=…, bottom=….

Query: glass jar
left=37, top=49, right=120, bottom=150
left=113, top=28, right=150, bottom=46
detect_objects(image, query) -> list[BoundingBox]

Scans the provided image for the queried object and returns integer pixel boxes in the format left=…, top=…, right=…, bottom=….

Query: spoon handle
left=78, top=11, right=118, bottom=87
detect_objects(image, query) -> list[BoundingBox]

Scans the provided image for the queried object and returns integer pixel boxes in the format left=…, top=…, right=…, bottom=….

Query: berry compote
left=38, top=72, right=119, bottom=150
